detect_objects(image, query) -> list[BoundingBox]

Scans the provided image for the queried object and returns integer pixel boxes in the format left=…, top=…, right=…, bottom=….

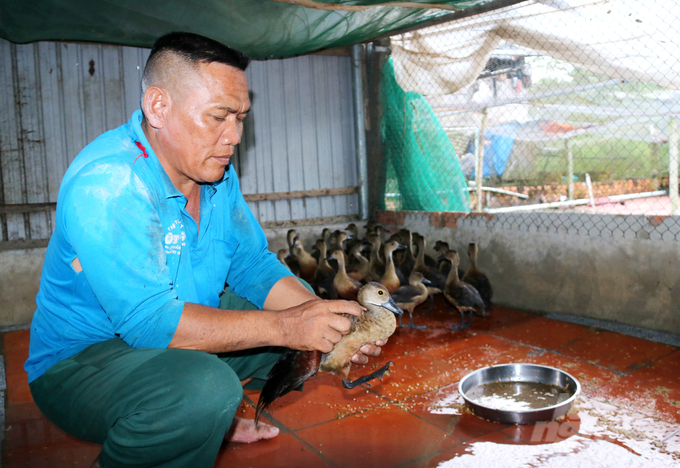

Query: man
left=25, top=32, right=383, bottom=467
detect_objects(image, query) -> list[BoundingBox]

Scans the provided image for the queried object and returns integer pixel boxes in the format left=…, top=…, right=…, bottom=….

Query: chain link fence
left=380, top=0, right=680, bottom=238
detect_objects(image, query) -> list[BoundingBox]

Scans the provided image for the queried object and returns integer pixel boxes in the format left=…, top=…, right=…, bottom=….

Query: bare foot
left=224, top=417, right=279, bottom=444
left=91, top=454, right=100, bottom=468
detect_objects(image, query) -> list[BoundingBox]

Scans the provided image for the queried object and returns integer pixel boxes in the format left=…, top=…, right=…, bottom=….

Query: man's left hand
left=351, top=340, right=387, bottom=365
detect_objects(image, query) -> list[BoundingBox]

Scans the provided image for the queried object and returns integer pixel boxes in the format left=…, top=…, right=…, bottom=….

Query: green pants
left=29, top=283, right=312, bottom=468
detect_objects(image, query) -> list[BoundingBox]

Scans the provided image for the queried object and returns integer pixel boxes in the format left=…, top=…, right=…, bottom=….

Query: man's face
left=157, top=61, right=250, bottom=186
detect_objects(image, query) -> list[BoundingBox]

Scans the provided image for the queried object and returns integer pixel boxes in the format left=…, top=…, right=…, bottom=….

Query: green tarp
left=381, top=58, right=470, bottom=211
left=1, top=0, right=487, bottom=58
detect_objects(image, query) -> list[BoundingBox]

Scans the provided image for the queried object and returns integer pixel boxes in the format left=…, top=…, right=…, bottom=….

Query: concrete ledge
left=376, top=210, right=680, bottom=336
left=0, top=248, right=46, bottom=327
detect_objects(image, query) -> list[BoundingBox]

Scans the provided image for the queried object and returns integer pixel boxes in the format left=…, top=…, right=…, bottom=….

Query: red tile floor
left=4, top=298, right=680, bottom=467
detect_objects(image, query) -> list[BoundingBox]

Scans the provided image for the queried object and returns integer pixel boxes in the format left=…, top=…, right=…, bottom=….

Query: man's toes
left=259, top=424, right=279, bottom=439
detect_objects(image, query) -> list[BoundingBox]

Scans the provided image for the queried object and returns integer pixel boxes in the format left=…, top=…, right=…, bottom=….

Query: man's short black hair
left=148, top=31, right=251, bottom=71
left=141, top=32, right=251, bottom=94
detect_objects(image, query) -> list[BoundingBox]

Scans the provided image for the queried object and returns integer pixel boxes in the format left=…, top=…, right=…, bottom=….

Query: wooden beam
left=259, top=214, right=359, bottom=229
left=243, top=186, right=358, bottom=202
left=0, top=203, right=56, bottom=214
left=0, top=238, right=50, bottom=252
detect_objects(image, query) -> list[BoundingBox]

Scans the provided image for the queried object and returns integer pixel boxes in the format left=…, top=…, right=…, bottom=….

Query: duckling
left=345, top=223, right=359, bottom=240
left=366, top=233, right=385, bottom=281
left=443, top=250, right=486, bottom=330
left=434, top=241, right=465, bottom=279
left=344, top=223, right=362, bottom=266
left=396, top=229, right=416, bottom=277
left=327, top=231, right=348, bottom=271
left=413, top=235, right=447, bottom=311
left=413, top=233, right=438, bottom=270
left=255, top=283, right=403, bottom=423
left=313, top=239, right=336, bottom=299
left=380, top=240, right=404, bottom=293
left=434, top=241, right=452, bottom=275
left=461, top=242, right=493, bottom=311
left=285, top=229, right=300, bottom=275
left=292, top=236, right=317, bottom=284
left=363, top=221, right=379, bottom=235
left=347, top=243, right=370, bottom=282
left=329, top=249, right=362, bottom=302
left=392, top=271, right=430, bottom=329
left=413, top=235, right=446, bottom=294
left=277, top=248, right=292, bottom=271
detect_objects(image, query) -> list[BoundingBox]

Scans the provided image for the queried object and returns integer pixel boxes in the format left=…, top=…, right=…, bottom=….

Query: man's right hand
left=276, top=299, right=364, bottom=353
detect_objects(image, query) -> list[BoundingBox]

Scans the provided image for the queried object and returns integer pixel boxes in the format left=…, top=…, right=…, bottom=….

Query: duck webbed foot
left=342, top=361, right=395, bottom=389
left=420, top=295, right=435, bottom=312
left=448, top=310, right=471, bottom=331
left=400, top=311, right=427, bottom=330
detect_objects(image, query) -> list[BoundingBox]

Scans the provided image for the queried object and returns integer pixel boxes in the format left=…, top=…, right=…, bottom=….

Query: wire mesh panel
left=380, top=0, right=680, bottom=237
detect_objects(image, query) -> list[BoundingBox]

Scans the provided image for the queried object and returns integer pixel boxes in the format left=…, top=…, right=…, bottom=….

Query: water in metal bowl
left=458, top=363, right=581, bottom=425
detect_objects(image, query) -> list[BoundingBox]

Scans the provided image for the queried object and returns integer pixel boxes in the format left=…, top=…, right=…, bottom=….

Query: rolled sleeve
left=63, top=159, right=184, bottom=349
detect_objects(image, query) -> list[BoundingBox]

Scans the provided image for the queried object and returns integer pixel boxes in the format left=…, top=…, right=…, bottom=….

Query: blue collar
left=129, top=110, right=230, bottom=200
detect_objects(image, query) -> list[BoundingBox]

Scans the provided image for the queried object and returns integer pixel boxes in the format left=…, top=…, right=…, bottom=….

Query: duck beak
left=381, top=296, right=403, bottom=317
left=395, top=244, right=407, bottom=251
left=422, top=278, right=432, bottom=285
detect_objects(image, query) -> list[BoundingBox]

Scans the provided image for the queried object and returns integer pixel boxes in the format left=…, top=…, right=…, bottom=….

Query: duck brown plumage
left=255, top=283, right=403, bottom=423
left=313, top=239, right=337, bottom=299
left=461, top=242, right=493, bottom=311
left=292, top=237, right=318, bottom=284
left=347, top=243, right=370, bottom=282
left=329, top=249, right=362, bottom=302
left=391, top=271, right=430, bottom=329
left=443, top=250, right=486, bottom=330
left=379, top=240, right=402, bottom=293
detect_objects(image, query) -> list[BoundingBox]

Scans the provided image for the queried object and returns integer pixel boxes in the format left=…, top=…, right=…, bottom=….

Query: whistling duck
left=413, top=233, right=438, bottom=270
left=367, top=233, right=385, bottom=281
left=413, top=234, right=446, bottom=294
left=443, top=250, right=486, bottom=330
left=347, top=243, right=370, bottom=282
left=434, top=241, right=466, bottom=279
left=277, top=248, right=292, bottom=271
left=344, top=223, right=362, bottom=265
left=434, top=241, right=451, bottom=275
left=461, top=242, right=493, bottom=311
left=380, top=240, right=404, bottom=293
left=255, top=283, right=403, bottom=423
left=327, top=230, right=347, bottom=252
left=312, top=227, right=332, bottom=263
left=313, top=239, right=336, bottom=299
left=392, top=271, right=430, bottom=329
left=396, top=229, right=416, bottom=277
left=291, top=236, right=318, bottom=284
left=329, top=249, right=362, bottom=302
left=285, top=229, right=300, bottom=275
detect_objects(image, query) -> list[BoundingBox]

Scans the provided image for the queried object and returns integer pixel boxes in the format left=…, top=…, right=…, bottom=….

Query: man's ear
left=142, top=86, right=170, bottom=129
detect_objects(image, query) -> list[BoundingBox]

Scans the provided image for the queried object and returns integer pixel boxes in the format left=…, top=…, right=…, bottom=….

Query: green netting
left=381, top=58, right=470, bottom=211
left=0, top=0, right=488, bottom=58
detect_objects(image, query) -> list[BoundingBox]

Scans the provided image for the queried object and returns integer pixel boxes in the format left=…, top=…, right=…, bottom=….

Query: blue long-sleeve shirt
left=25, top=110, right=294, bottom=383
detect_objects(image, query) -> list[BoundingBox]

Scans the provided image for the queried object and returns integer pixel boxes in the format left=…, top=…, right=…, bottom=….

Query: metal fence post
left=567, top=138, right=574, bottom=200
left=352, top=44, right=369, bottom=221
left=670, top=116, right=678, bottom=215
left=476, top=108, right=488, bottom=212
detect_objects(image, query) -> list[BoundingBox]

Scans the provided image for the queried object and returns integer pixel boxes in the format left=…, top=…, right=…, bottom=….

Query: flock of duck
left=255, top=222, right=495, bottom=422
left=276, top=221, right=494, bottom=331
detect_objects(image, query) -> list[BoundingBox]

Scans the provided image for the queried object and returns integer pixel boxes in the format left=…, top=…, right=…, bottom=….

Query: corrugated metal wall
left=0, top=38, right=358, bottom=244
left=238, top=56, right=358, bottom=225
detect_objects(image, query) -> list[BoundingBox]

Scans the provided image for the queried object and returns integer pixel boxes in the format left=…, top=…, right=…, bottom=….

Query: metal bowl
left=458, top=363, right=581, bottom=425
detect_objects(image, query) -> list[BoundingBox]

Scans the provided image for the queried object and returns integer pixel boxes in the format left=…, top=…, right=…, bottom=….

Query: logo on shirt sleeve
left=165, top=220, right=186, bottom=255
